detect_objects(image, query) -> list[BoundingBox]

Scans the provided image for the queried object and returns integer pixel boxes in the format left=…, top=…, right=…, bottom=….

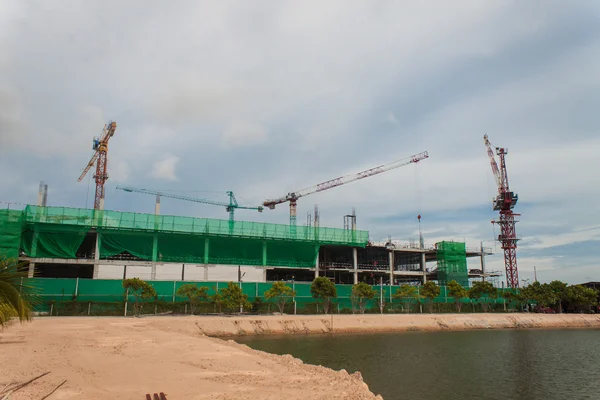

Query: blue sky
left=1, top=0, right=599, bottom=284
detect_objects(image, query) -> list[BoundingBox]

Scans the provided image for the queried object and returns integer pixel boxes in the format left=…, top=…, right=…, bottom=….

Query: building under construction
left=0, top=205, right=497, bottom=286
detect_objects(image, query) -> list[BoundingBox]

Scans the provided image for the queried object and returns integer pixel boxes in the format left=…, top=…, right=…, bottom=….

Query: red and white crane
left=263, top=151, right=429, bottom=226
left=77, top=121, right=117, bottom=210
left=483, top=134, right=520, bottom=288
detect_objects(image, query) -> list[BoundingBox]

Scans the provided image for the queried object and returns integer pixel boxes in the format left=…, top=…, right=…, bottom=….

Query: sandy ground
left=0, top=317, right=381, bottom=400
left=2, top=313, right=599, bottom=399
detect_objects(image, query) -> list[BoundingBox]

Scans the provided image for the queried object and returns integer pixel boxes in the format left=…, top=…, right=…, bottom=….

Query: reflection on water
left=236, top=329, right=600, bottom=400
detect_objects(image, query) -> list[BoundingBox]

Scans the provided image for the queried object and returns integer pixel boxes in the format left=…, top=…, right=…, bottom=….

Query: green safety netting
left=436, top=241, right=468, bottom=286
left=208, top=236, right=263, bottom=265
left=98, top=229, right=154, bottom=260
left=22, top=205, right=369, bottom=246
left=21, top=224, right=89, bottom=259
left=267, top=240, right=319, bottom=268
left=157, top=233, right=206, bottom=264
left=0, top=209, right=22, bottom=260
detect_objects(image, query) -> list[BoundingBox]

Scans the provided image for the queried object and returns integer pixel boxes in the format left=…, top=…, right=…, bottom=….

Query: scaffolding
left=436, top=241, right=468, bottom=286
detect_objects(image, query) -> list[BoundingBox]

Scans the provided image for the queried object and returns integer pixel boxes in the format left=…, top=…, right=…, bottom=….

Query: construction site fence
left=28, top=278, right=515, bottom=316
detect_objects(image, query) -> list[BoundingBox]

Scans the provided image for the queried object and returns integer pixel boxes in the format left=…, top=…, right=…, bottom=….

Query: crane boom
left=263, top=151, right=429, bottom=225
left=483, top=134, right=502, bottom=193
left=116, top=186, right=263, bottom=222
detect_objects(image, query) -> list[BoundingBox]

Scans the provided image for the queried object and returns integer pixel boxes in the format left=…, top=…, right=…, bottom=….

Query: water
left=236, top=329, right=600, bottom=400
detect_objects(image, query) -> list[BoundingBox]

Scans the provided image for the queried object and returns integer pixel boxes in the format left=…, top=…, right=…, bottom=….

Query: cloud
left=150, top=155, right=179, bottom=181
left=222, top=122, right=268, bottom=148
left=1, top=0, right=599, bottom=284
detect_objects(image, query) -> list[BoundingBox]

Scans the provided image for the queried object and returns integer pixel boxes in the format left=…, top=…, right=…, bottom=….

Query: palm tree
left=0, top=258, right=34, bottom=327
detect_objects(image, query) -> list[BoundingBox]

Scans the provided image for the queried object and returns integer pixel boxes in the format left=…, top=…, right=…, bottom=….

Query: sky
left=1, top=0, right=599, bottom=285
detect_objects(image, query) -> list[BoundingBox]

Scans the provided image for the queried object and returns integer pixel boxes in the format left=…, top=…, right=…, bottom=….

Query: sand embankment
left=0, top=317, right=381, bottom=400
left=183, top=313, right=600, bottom=336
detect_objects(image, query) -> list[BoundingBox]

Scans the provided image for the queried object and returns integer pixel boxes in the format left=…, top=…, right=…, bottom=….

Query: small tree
left=264, top=281, right=296, bottom=314
left=392, top=285, right=422, bottom=313
left=351, top=282, right=376, bottom=314
left=123, top=278, right=157, bottom=316
left=220, top=282, right=251, bottom=313
left=420, top=281, right=440, bottom=313
left=176, top=284, right=209, bottom=315
left=567, top=285, right=598, bottom=313
left=468, top=281, right=498, bottom=312
left=211, top=290, right=224, bottom=314
left=502, top=290, right=523, bottom=311
left=447, top=280, right=468, bottom=313
left=548, top=280, right=568, bottom=313
left=310, top=277, right=337, bottom=314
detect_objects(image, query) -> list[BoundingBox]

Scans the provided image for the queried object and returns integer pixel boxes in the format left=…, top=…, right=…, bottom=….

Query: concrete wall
left=95, top=263, right=266, bottom=282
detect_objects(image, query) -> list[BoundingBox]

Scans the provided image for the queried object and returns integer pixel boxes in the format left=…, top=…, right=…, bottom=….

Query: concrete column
left=152, top=235, right=158, bottom=262
left=181, top=264, right=185, bottom=281
left=421, top=252, right=427, bottom=284
left=151, top=264, right=157, bottom=280
left=353, top=248, right=358, bottom=284
left=93, top=231, right=100, bottom=279
left=204, top=238, right=209, bottom=264
left=28, top=262, right=35, bottom=278
left=314, top=245, right=320, bottom=278
left=203, top=265, right=209, bottom=281
left=262, top=241, right=267, bottom=266
left=480, top=243, right=486, bottom=282
left=389, top=251, right=394, bottom=286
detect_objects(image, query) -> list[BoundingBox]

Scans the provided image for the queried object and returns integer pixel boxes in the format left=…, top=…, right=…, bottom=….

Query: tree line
left=1, top=256, right=598, bottom=322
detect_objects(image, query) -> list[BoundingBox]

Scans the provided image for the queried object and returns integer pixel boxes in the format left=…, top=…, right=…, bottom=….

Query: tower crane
left=77, top=121, right=117, bottom=210
left=263, top=151, right=429, bottom=226
left=115, top=186, right=263, bottom=222
left=483, top=134, right=520, bottom=288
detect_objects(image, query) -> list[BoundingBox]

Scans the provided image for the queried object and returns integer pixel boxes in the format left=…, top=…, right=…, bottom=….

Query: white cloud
left=150, top=155, right=179, bottom=181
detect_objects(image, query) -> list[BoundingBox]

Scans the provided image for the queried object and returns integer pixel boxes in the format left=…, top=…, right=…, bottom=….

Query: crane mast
left=78, top=121, right=117, bottom=210
left=483, top=134, right=520, bottom=288
left=263, top=151, right=429, bottom=225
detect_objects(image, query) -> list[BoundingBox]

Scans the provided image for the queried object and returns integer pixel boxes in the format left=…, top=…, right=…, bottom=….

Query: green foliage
left=251, top=296, right=263, bottom=313
left=567, top=285, right=598, bottom=312
left=548, top=280, right=569, bottom=312
left=392, top=285, right=422, bottom=313
left=220, top=282, right=251, bottom=313
left=122, top=278, right=157, bottom=316
left=520, top=282, right=557, bottom=308
left=447, top=280, right=468, bottom=313
left=351, top=282, right=376, bottom=314
left=310, top=277, right=337, bottom=314
left=0, top=258, right=35, bottom=327
left=211, top=289, right=224, bottom=314
left=421, top=281, right=441, bottom=313
left=265, top=281, right=296, bottom=314
left=468, top=281, right=497, bottom=312
left=176, top=284, right=209, bottom=315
